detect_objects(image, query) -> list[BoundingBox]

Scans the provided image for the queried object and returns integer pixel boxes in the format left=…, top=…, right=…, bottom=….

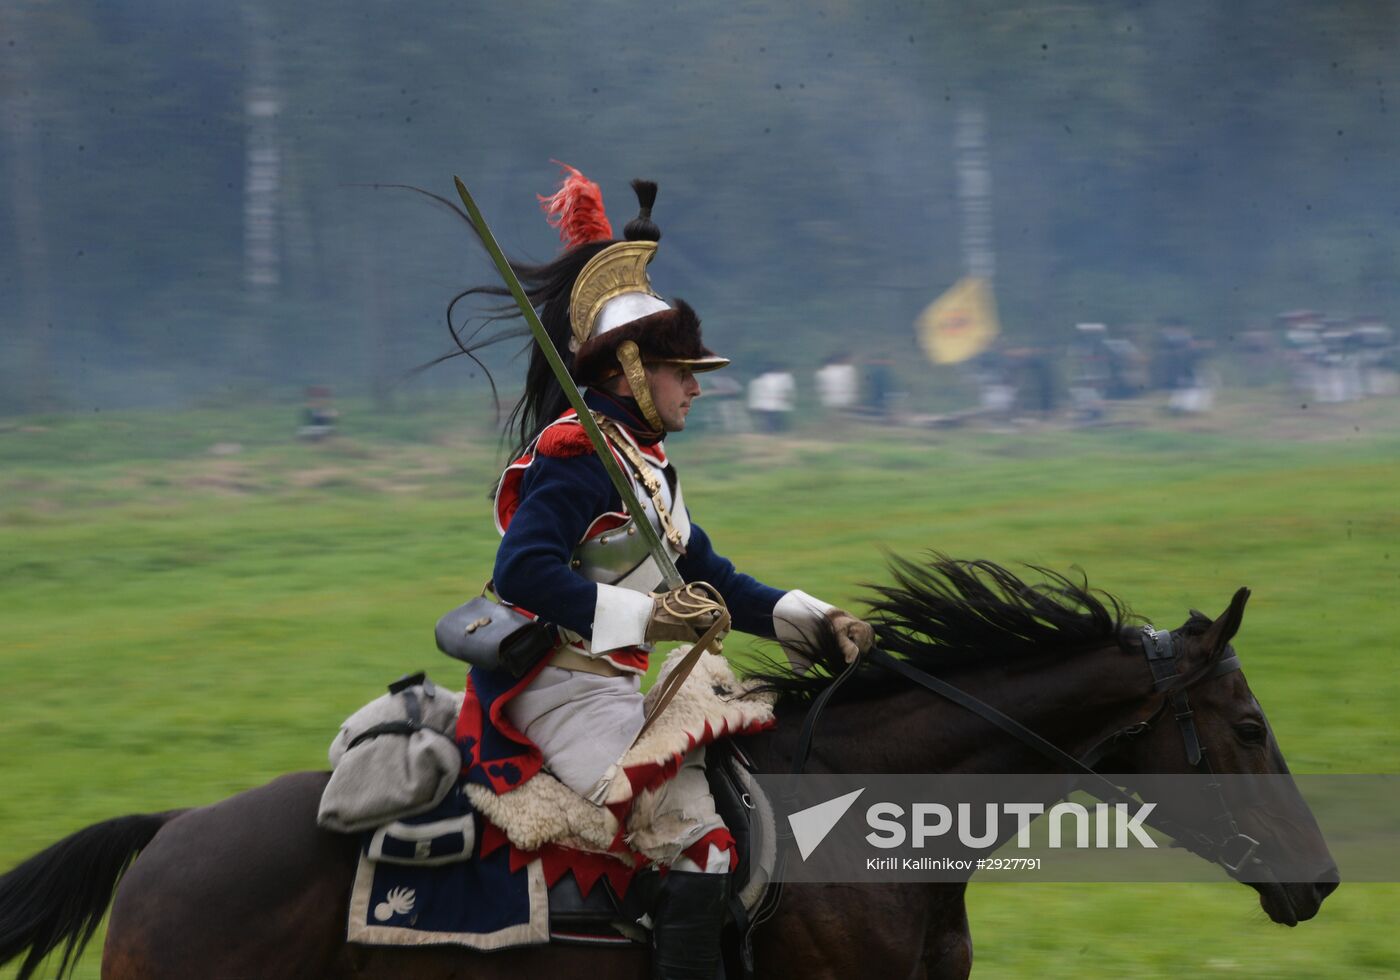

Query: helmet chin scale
left=618, top=340, right=664, bottom=431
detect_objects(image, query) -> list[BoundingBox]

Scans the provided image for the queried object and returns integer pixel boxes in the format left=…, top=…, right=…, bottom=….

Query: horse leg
left=103, top=771, right=359, bottom=980
left=919, top=884, right=971, bottom=980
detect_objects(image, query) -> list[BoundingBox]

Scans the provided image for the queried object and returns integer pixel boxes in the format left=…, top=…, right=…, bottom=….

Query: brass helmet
left=540, top=164, right=728, bottom=428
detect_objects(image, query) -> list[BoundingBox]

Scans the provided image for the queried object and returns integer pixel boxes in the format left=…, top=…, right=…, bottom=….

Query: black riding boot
left=650, top=870, right=729, bottom=980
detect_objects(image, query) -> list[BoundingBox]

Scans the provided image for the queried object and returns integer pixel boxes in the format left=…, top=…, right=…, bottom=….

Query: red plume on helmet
left=537, top=161, right=613, bottom=248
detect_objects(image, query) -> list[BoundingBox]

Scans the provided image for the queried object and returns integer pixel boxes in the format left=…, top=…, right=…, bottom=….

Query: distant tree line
left=1, top=0, right=1395, bottom=414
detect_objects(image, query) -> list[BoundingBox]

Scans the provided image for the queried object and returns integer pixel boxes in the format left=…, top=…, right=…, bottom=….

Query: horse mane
left=745, top=555, right=1136, bottom=705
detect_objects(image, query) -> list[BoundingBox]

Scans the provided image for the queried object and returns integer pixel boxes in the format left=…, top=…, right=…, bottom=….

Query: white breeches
left=504, top=666, right=644, bottom=797
left=504, top=666, right=728, bottom=872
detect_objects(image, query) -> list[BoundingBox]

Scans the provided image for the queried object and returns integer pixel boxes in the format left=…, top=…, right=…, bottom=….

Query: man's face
left=646, top=363, right=702, bottom=431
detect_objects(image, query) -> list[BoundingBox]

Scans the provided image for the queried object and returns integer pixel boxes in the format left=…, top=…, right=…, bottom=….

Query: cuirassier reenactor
left=451, top=163, right=874, bottom=979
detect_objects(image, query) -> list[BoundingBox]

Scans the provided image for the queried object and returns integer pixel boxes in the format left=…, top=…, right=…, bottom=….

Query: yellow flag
left=915, top=277, right=999, bottom=365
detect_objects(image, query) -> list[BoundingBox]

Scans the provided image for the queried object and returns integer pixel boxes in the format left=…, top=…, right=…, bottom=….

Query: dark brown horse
left=0, top=559, right=1338, bottom=979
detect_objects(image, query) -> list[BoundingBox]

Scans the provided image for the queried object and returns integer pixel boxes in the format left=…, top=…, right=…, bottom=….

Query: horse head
left=749, top=557, right=1340, bottom=928
left=1094, top=587, right=1340, bottom=925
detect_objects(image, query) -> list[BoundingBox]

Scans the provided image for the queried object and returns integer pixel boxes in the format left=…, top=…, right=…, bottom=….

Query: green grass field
left=2, top=390, right=1398, bottom=978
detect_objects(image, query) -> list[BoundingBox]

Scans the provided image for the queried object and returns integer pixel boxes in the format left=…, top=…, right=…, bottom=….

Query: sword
left=453, top=176, right=684, bottom=590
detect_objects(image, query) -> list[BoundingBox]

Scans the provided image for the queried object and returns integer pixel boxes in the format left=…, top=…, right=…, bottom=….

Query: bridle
left=789, top=625, right=1264, bottom=877
left=741, top=626, right=1265, bottom=976
left=1113, top=626, right=1261, bottom=874
left=739, top=627, right=1267, bottom=977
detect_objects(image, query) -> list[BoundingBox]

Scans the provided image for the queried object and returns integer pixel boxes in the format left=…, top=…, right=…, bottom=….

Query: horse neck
left=797, top=638, right=1153, bottom=775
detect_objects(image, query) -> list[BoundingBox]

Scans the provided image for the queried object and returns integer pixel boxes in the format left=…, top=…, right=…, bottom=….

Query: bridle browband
left=788, top=626, right=1263, bottom=876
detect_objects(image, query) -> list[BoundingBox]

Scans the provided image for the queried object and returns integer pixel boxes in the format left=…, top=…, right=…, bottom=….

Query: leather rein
left=788, top=626, right=1263, bottom=877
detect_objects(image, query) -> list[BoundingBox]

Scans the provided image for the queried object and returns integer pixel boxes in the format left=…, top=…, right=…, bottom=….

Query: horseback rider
left=455, top=164, right=874, bottom=979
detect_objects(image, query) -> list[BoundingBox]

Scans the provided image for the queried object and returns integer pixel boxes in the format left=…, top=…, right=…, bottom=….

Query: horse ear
left=1202, top=587, right=1251, bottom=654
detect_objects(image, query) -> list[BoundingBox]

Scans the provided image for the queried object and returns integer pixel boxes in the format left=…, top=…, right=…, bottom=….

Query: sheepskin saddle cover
left=464, top=648, right=775, bottom=863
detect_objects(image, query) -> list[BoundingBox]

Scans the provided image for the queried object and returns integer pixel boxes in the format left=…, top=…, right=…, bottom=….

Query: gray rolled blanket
left=317, top=675, right=465, bottom=834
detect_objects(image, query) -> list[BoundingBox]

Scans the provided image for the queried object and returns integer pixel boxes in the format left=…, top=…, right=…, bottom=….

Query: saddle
left=545, top=738, right=777, bottom=947
left=343, top=653, right=778, bottom=966
left=346, top=736, right=776, bottom=969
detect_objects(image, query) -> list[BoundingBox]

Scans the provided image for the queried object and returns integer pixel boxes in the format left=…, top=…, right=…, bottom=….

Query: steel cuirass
left=570, top=420, right=690, bottom=593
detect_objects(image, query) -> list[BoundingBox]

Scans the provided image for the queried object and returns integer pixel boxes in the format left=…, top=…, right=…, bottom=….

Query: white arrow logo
left=787, top=789, right=865, bottom=860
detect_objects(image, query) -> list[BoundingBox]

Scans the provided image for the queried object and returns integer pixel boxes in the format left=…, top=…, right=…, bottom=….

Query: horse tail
left=0, top=810, right=184, bottom=980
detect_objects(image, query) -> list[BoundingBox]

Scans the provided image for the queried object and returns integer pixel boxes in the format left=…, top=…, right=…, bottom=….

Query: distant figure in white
left=814, top=354, right=859, bottom=414
left=748, top=366, right=796, bottom=433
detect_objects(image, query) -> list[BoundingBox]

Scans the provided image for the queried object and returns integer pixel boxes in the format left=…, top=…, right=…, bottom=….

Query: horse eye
left=1234, top=722, right=1268, bottom=744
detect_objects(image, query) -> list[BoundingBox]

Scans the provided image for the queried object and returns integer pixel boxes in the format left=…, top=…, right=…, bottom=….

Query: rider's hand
left=827, top=609, right=875, bottom=664
left=646, top=587, right=723, bottom=644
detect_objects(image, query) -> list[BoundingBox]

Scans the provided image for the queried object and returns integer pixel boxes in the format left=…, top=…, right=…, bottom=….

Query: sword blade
left=453, top=176, right=684, bottom=590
